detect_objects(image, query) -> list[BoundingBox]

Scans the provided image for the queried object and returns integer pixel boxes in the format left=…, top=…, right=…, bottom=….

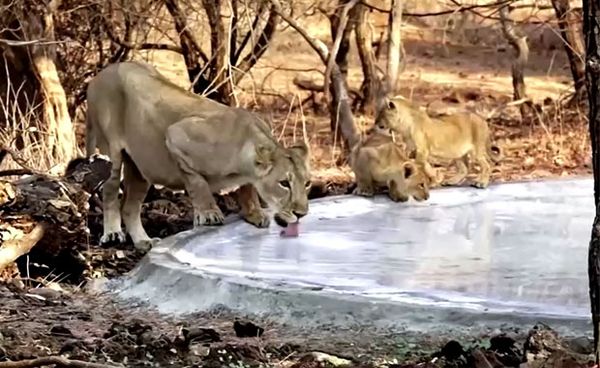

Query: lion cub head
left=394, top=161, right=430, bottom=202
left=253, top=142, right=311, bottom=227
left=374, top=96, right=422, bottom=136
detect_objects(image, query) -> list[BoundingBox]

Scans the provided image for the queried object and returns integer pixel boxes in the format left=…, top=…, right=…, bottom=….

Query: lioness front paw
left=353, top=186, right=374, bottom=197
left=243, top=210, right=270, bottom=228
left=100, top=231, right=126, bottom=246
left=194, top=208, right=225, bottom=227
left=134, top=237, right=160, bottom=252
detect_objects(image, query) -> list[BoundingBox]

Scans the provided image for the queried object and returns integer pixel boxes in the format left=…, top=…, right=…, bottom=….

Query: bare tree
left=1, top=0, right=77, bottom=166
left=385, top=0, right=404, bottom=92
left=499, top=5, right=533, bottom=119
left=551, top=0, right=586, bottom=103
left=269, top=0, right=359, bottom=150
left=584, top=0, right=600, bottom=362
left=160, top=0, right=279, bottom=105
left=355, top=3, right=383, bottom=115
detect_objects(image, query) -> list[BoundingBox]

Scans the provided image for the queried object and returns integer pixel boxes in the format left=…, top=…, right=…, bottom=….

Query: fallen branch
left=0, top=223, right=46, bottom=272
left=0, top=356, right=120, bottom=368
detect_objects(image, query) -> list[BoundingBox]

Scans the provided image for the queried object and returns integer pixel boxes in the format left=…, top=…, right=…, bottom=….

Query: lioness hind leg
left=236, top=184, right=270, bottom=228
left=444, top=157, right=468, bottom=186
left=100, top=150, right=126, bottom=246
left=121, top=153, right=159, bottom=252
left=165, top=126, right=225, bottom=227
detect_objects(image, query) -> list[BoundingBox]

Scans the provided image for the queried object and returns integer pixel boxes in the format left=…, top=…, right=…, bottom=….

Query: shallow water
left=142, top=177, right=593, bottom=319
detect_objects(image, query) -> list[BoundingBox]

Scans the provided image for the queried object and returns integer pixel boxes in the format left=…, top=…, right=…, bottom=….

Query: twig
left=0, top=223, right=46, bottom=272
left=0, top=356, right=120, bottom=368
left=0, top=169, right=32, bottom=177
left=0, top=146, right=56, bottom=179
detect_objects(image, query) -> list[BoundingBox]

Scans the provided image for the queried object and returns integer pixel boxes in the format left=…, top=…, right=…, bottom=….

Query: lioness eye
left=305, top=181, right=311, bottom=188
left=279, top=180, right=291, bottom=189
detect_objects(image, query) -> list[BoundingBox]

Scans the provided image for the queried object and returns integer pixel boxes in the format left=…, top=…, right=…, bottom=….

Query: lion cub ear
left=254, top=145, right=275, bottom=174
left=402, top=161, right=417, bottom=179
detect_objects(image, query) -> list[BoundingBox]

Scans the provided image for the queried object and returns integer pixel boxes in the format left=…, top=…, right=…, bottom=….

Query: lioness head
left=253, top=142, right=311, bottom=227
left=390, top=161, right=430, bottom=202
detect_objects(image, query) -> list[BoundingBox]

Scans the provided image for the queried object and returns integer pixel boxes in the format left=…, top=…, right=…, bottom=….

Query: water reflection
left=168, top=178, right=594, bottom=316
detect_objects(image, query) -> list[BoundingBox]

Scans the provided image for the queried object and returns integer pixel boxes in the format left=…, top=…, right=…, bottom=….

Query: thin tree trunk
left=385, top=0, right=404, bottom=92
left=202, top=0, right=232, bottom=104
left=329, top=0, right=354, bottom=78
left=584, top=0, right=600, bottom=363
left=27, top=0, right=76, bottom=162
left=355, top=3, right=381, bottom=115
left=552, top=0, right=586, bottom=103
left=500, top=6, right=533, bottom=119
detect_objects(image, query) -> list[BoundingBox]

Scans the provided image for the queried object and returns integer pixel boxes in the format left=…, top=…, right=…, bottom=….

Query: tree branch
left=0, top=223, right=46, bottom=272
left=233, top=4, right=279, bottom=83
left=323, top=0, right=359, bottom=99
left=0, top=356, right=120, bottom=368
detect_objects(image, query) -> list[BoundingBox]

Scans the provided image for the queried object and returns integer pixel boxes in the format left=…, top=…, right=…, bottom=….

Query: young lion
left=350, top=130, right=430, bottom=202
left=374, top=96, right=503, bottom=189
left=85, top=61, right=311, bottom=251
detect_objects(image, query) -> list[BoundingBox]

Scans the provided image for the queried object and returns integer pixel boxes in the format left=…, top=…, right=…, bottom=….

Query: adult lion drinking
left=85, top=61, right=311, bottom=251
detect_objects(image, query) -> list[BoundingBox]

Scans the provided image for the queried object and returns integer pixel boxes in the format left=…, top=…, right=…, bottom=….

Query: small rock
left=50, top=325, right=75, bottom=338
left=566, top=336, right=593, bottom=355
left=233, top=320, right=264, bottom=338
left=490, top=334, right=523, bottom=366
left=181, top=327, right=221, bottom=344
left=27, top=287, right=62, bottom=300
left=440, top=340, right=465, bottom=361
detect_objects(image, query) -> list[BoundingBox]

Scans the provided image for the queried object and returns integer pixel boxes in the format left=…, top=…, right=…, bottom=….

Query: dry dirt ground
left=1, top=3, right=597, bottom=367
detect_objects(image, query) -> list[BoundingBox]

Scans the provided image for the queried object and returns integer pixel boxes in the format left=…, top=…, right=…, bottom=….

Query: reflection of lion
left=85, top=61, right=311, bottom=251
left=350, top=131, right=430, bottom=202
left=374, top=96, right=503, bottom=188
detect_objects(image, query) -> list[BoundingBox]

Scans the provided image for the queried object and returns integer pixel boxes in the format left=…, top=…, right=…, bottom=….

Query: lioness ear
left=255, top=145, right=275, bottom=173
left=403, top=161, right=416, bottom=179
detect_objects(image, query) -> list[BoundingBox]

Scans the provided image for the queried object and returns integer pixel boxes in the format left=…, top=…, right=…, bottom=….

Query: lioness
left=374, top=96, right=503, bottom=189
left=85, top=61, right=311, bottom=251
left=350, top=130, right=430, bottom=202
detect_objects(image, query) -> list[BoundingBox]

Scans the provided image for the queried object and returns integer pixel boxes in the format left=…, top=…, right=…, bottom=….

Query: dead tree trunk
left=552, top=0, right=586, bottom=103
left=27, top=0, right=77, bottom=162
left=499, top=6, right=533, bottom=119
left=385, top=0, right=404, bottom=92
left=355, top=3, right=383, bottom=115
left=584, top=0, right=600, bottom=362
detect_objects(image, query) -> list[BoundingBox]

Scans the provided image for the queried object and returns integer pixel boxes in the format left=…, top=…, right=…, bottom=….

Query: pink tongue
left=279, top=221, right=300, bottom=237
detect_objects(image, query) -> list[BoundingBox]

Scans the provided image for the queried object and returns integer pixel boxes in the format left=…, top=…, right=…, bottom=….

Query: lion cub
left=350, top=130, right=430, bottom=202
left=374, top=96, right=502, bottom=189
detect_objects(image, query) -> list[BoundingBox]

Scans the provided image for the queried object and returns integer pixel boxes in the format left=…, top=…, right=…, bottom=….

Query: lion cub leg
left=473, top=154, right=492, bottom=189
left=165, top=128, right=225, bottom=227
left=236, top=184, right=270, bottom=228
left=444, top=156, right=469, bottom=186
left=100, top=150, right=126, bottom=246
left=351, top=152, right=376, bottom=197
left=121, top=154, right=160, bottom=252
left=415, top=150, right=442, bottom=187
